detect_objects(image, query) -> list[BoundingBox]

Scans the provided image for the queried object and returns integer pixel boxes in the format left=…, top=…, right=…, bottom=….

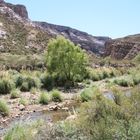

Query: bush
left=88, top=69, right=100, bottom=81
left=110, top=87, right=124, bottom=106
left=4, top=123, right=38, bottom=140
left=133, top=76, right=140, bottom=85
left=45, top=36, right=88, bottom=87
left=30, top=88, right=39, bottom=95
left=14, top=74, right=24, bottom=87
left=20, top=76, right=41, bottom=92
left=102, top=70, right=110, bottom=79
left=0, top=100, right=10, bottom=116
left=40, top=74, right=54, bottom=91
left=4, top=124, right=27, bottom=140
left=0, top=79, right=13, bottom=94
left=114, top=78, right=134, bottom=87
left=26, top=77, right=38, bottom=89
left=51, top=90, right=62, bottom=102
left=88, top=68, right=118, bottom=82
left=19, top=98, right=28, bottom=106
left=20, top=82, right=29, bottom=92
left=34, top=86, right=140, bottom=140
left=39, top=92, right=49, bottom=105
left=80, top=88, right=94, bottom=102
left=10, top=89, right=21, bottom=99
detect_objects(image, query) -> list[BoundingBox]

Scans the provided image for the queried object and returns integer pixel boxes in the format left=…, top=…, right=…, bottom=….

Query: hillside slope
left=35, top=21, right=110, bottom=54
left=0, top=0, right=110, bottom=56
left=104, top=34, right=140, bottom=60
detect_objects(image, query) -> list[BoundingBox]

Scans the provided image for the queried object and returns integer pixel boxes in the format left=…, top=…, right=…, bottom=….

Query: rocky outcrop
left=2, top=0, right=140, bottom=61
left=0, top=0, right=28, bottom=18
left=0, top=0, right=111, bottom=55
left=35, top=22, right=111, bottom=54
left=104, top=35, right=140, bottom=59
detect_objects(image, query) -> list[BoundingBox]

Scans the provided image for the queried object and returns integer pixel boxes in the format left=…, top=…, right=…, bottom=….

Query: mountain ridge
left=0, top=0, right=140, bottom=61
left=0, top=0, right=111, bottom=55
left=104, top=34, right=140, bottom=60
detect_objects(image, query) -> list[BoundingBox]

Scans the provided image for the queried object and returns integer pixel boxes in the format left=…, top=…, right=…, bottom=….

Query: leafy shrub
left=102, top=70, right=110, bottom=79
left=26, top=77, right=38, bottom=89
left=80, top=88, right=93, bottom=102
left=0, top=100, right=10, bottom=116
left=51, top=90, right=62, bottom=102
left=88, top=68, right=118, bottom=82
left=76, top=89, right=140, bottom=139
left=88, top=69, right=100, bottom=81
left=30, top=88, right=39, bottom=94
left=35, top=121, right=85, bottom=140
left=20, top=76, right=41, bottom=92
left=133, top=76, right=140, bottom=85
left=10, top=89, right=21, bottom=99
left=114, top=78, right=134, bottom=87
left=45, top=36, right=88, bottom=87
left=4, top=123, right=39, bottom=140
left=39, top=92, right=49, bottom=105
left=0, top=79, right=13, bottom=94
left=40, top=74, right=54, bottom=91
left=4, top=124, right=27, bottom=140
left=110, top=86, right=124, bottom=105
left=19, top=98, right=28, bottom=106
left=20, top=82, right=29, bottom=92
left=14, top=74, right=24, bottom=87
left=34, top=86, right=140, bottom=140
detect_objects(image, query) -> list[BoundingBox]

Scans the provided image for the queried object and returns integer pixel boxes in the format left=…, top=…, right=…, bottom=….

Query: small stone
left=62, top=107, right=69, bottom=111
left=19, top=105, right=25, bottom=111
left=49, top=105, right=58, bottom=111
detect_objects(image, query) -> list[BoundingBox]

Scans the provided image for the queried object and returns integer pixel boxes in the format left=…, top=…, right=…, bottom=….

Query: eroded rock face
left=104, top=37, right=140, bottom=60
left=0, top=1, right=111, bottom=55
left=0, top=0, right=28, bottom=18
left=35, top=22, right=111, bottom=54
left=12, top=4, right=28, bottom=19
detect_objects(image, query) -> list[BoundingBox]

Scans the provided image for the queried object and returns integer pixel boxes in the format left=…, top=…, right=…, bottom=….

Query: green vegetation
left=88, top=67, right=119, bottom=81
left=133, top=54, right=140, bottom=64
left=30, top=88, right=39, bottom=95
left=0, top=78, right=13, bottom=95
left=51, top=89, right=63, bottom=102
left=4, top=125, right=29, bottom=140
left=80, top=88, right=93, bottom=102
left=80, top=87, right=100, bottom=102
left=45, top=36, right=88, bottom=87
left=10, top=89, right=21, bottom=99
left=39, top=92, right=49, bottom=105
left=4, top=121, right=42, bottom=140
left=40, top=74, right=54, bottom=91
left=19, top=98, right=28, bottom=106
left=1, top=5, right=140, bottom=139
left=114, top=70, right=140, bottom=87
left=20, top=76, right=41, bottom=92
left=0, top=100, right=10, bottom=116
left=32, top=86, right=140, bottom=140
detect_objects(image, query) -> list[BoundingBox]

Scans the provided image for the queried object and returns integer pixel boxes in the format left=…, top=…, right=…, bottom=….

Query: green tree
left=45, top=36, right=88, bottom=86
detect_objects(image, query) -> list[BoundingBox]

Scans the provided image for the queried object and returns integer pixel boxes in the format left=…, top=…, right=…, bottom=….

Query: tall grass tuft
left=0, top=100, right=10, bottom=116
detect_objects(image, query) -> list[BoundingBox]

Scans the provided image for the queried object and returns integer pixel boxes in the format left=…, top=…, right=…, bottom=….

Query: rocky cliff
left=104, top=34, right=140, bottom=59
left=0, top=0, right=139, bottom=62
left=0, top=0, right=111, bottom=55
left=35, top=22, right=111, bottom=54
left=0, top=0, right=28, bottom=18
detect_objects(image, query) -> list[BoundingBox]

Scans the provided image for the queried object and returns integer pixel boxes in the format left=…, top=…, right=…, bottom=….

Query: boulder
left=0, top=1, right=28, bottom=18
left=104, top=34, right=140, bottom=60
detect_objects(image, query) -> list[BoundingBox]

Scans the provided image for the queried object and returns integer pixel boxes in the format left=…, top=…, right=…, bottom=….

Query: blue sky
left=5, top=0, right=140, bottom=38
